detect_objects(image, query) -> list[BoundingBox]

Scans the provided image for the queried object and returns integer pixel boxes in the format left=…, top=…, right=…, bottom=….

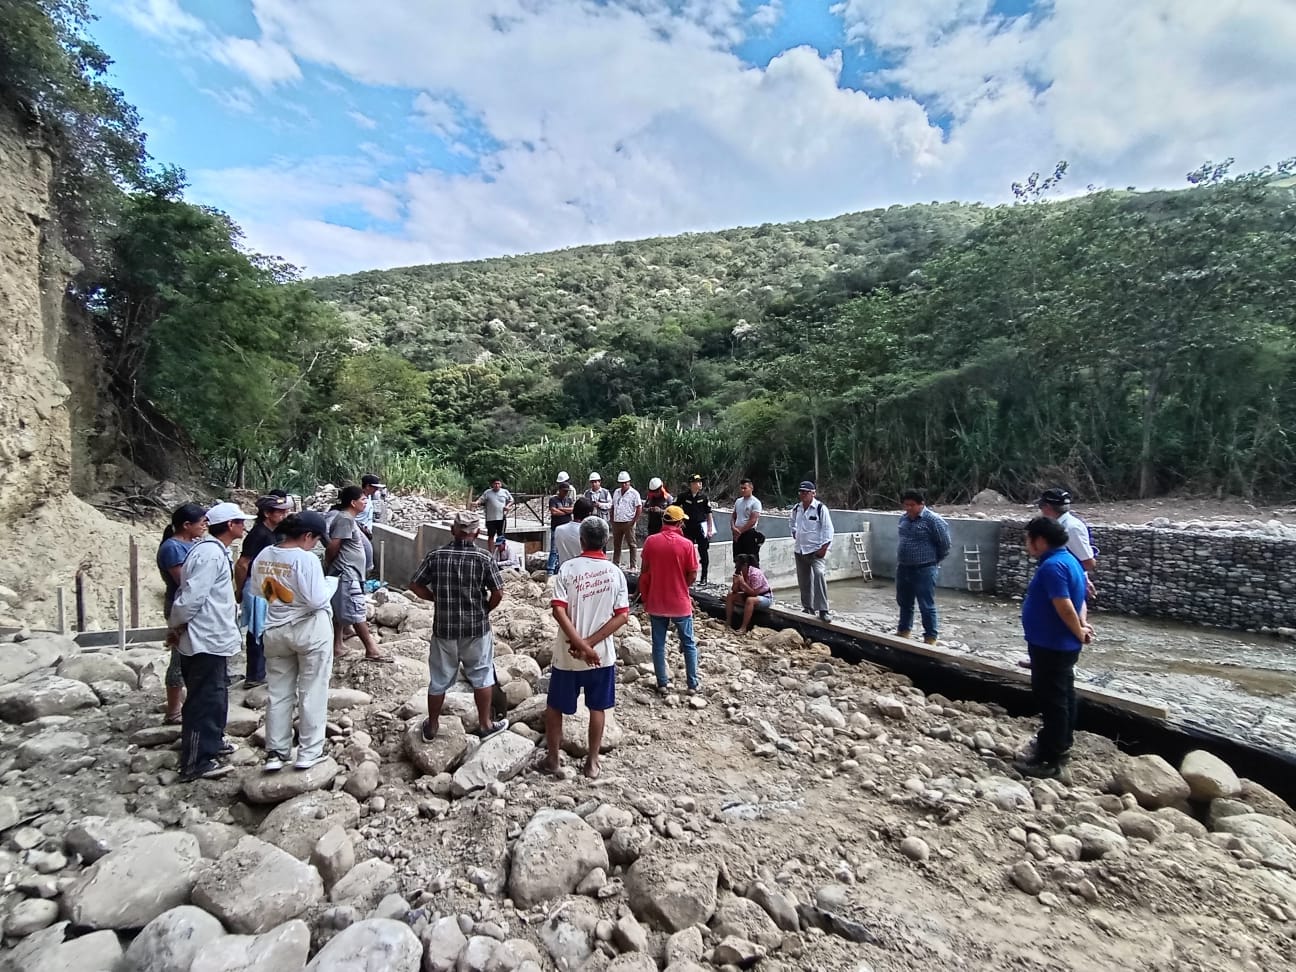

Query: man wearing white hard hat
left=643, top=476, right=673, bottom=537
left=584, top=472, right=612, bottom=524
left=610, top=471, right=642, bottom=569
left=168, top=501, right=248, bottom=782
left=547, top=472, right=576, bottom=574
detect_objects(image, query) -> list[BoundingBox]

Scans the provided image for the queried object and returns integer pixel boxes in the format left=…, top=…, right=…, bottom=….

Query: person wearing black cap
left=234, top=494, right=294, bottom=687
left=678, top=474, right=715, bottom=585
left=358, top=474, right=386, bottom=576
left=1038, top=488, right=1097, bottom=599
left=790, top=481, right=834, bottom=621
left=251, top=511, right=335, bottom=771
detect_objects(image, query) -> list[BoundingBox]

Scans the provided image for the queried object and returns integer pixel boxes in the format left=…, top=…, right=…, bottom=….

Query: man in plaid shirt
left=409, top=511, right=507, bottom=741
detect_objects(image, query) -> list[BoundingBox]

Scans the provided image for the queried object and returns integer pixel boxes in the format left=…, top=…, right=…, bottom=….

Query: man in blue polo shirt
left=1014, top=516, right=1093, bottom=779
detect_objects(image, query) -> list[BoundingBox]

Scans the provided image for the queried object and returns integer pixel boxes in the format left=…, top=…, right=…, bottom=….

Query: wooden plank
left=128, top=536, right=141, bottom=628
left=74, top=626, right=169, bottom=649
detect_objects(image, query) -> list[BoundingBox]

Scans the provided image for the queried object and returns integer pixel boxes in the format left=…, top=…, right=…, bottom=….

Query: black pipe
left=666, top=581, right=1296, bottom=806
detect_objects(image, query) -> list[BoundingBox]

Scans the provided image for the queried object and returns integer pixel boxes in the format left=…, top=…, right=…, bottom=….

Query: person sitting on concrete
left=157, top=503, right=208, bottom=725
left=553, top=497, right=594, bottom=568
left=896, top=489, right=951, bottom=644
left=725, top=553, right=773, bottom=635
left=790, top=481, right=834, bottom=622
left=409, top=511, right=508, bottom=741
left=544, top=517, right=629, bottom=779
left=1013, top=516, right=1092, bottom=779
left=168, top=501, right=247, bottom=782
left=639, top=505, right=701, bottom=694
left=251, top=511, right=334, bottom=772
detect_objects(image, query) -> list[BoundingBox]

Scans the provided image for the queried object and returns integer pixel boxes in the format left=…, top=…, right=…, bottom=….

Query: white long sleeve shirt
left=168, top=538, right=241, bottom=657
left=790, top=500, right=834, bottom=555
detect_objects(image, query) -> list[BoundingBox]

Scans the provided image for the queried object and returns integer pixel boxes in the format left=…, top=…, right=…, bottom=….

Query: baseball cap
left=1039, top=488, right=1072, bottom=507
left=361, top=474, right=386, bottom=488
left=662, top=505, right=688, bottom=523
left=798, top=481, right=816, bottom=491
left=689, top=474, right=703, bottom=482
left=617, top=471, right=631, bottom=483
left=255, top=494, right=293, bottom=513
left=452, top=510, right=481, bottom=531
left=555, top=471, right=571, bottom=484
left=295, top=510, right=330, bottom=538
left=206, top=501, right=249, bottom=525
left=588, top=471, right=601, bottom=481
left=648, top=477, right=663, bottom=490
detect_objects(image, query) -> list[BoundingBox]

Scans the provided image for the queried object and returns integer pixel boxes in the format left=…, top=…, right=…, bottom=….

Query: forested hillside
left=314, top=166, right=1296, bottom=506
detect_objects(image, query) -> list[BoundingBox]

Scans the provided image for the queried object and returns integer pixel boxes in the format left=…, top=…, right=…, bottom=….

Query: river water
left=772, top=579, right=1296, bottom=757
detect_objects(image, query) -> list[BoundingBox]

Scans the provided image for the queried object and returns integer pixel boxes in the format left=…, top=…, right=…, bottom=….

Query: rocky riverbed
left=0, top=570, right=1294, bottom=971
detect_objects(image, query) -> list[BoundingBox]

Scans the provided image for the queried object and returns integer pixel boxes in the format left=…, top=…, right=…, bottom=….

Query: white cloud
left=749, top=1, right=783, bottom=32
left=182, top=0, right=1296, bottom=274
left=200, top=85, right=257, bottom=115
left=348, top=110, right=378, bottom=130
left=210, top=36, right=302, bottom=88
left=114, top=0, right=206, bottom=37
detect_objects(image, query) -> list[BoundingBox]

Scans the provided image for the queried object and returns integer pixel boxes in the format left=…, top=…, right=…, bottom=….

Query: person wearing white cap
left=610, top=471, right=642, bottom=569
left=643, top=476, right=673, bottom=537
left=584, top=473, right=612, bottom=527
left=409, top=511, right=508, bottom=741
left=167, top=501, right=247, bottom=782
left=547, top=472, right=576, bottom=575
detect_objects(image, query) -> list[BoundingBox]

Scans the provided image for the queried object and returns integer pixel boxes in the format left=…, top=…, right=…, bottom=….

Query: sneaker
left=896, top=630, right=912, bottom=639
left=476, top=719, right=509, bottom=739
left=655, top=684, right=671, bottom=696
left=293, top=754, right=327, bottom=771
left=818, top=611, right=833, bottom=622
left=217, top=740, right=236, bottom=757
left=263, top=753, right=285, bottom=773
left=1013, top=758, right=1062, bottom=779
left=179, top=760, right=231, bottom=782
left=923, top=636, right=938, bottom=645
left=686, top=685, right=701, bottom=696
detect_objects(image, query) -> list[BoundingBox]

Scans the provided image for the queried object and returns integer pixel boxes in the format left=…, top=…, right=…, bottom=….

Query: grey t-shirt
left=478, top=488, right=513, bottom=521
left=733, top=495, right=763, bottom=532
left=329, top=510, right=367, bottom=579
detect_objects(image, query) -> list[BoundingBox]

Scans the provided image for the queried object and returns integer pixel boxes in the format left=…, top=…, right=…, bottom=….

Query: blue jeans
left=896, top=564, right=940, bottom=638
left=650, top=615, right=699, bottom=690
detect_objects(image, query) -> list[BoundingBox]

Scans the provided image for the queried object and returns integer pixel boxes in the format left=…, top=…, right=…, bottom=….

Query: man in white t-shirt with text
left=544, top=517, right=629, bottom=779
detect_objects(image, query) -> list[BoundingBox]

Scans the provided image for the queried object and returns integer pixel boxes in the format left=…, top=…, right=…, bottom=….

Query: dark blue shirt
left=1022, top=547, right=1087, bottom=652
left=896, top=508, right=951, bottom=566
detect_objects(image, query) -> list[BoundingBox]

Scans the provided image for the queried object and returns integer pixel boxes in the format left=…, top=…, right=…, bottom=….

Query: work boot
left=924, top=635, right=938, bottom=645
left=896, top=629, right=911, bottom=639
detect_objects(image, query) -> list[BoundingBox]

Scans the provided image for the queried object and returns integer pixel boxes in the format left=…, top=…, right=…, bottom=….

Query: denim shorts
left=428, top=633, right=495, bottom=695
left=547, top=666, right=616, bottom=714
left=752, top=592, right=773, bottom=609
left=330, top=575, right=366, bottom=624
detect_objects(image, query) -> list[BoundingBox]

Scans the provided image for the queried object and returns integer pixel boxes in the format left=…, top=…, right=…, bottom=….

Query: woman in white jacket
left=250, top=511, right=334, bottom=772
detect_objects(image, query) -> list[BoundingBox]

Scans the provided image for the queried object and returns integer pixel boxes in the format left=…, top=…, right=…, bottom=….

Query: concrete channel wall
left=997, top=522, right=1296, bottom=629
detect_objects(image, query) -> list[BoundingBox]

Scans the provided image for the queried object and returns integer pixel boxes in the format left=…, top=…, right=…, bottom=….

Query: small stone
left=311, top=826, right=355, bottom=890
left=1009, top=860, right=1044, bottom=895
left=422, top=915, right=468, bottom=972
left=4, top=898, right=59, bottom=937
left=343, top=761, right=381, bottom=801
left=899, top=836, right=929, bottom=862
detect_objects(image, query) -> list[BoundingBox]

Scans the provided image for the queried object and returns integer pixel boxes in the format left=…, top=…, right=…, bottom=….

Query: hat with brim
left=617, top=471, right=631, bottom=483
left=453, top=511, right=481, bottom=531
left=256, top=494, right=294, bottom=513
left=296, top=510, right=330, bottom=539
left=662, top=505, right=688, bottom=524
left=798, top=481, right=816, bottom=492
left=206, top=501, right=249, bottom=525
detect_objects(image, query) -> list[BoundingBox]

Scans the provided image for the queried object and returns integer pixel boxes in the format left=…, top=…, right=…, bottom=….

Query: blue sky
left=90, top=1, right=1296, bottom=276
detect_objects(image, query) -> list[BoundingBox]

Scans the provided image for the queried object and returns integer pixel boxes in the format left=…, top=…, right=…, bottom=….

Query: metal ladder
left=964, top=545, right=984, bottom=592
left=852, top=533, right=873, bottom=581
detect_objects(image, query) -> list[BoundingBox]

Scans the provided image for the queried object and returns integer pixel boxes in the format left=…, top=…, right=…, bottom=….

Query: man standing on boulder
left=639, top=505, right=700, bottom=694
left=1013, top=516, right=1092, bottom=779
left=610, top=471, right=642, bottom=570
left=790, top=481, right=834, bottom=622
left=731, top=478, right=762, bottom=568
left=168, top=501, right=247, bottom=782
left=409, top=511, right=508, bottom=742
left=895, top=489, right=951, bottom=644
left=544, top=517, right=629, bottom=779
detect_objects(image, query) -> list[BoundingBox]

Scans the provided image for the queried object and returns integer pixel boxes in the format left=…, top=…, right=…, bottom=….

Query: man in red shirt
left=638, top=505, right=700, bottom=694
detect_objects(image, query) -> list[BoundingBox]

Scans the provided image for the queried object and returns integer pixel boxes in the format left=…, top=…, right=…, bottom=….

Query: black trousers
left=684, top=531, right=709, bottom=581
left=179, top=652, right=229, bottom=775
left=485, top=519, right=505, bottom=545
left=1028, top=644, right=1079, bottom=761
left=733, top=530, right=760, bottom=567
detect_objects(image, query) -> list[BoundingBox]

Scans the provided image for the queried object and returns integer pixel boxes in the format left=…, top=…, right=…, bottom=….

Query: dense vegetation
left=318, top=166, right=1296, bottom=505
left=9, top=1, right=1295, bottom=507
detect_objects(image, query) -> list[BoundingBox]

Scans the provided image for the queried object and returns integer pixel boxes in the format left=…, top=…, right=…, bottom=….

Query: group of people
left=159, top=464, right=1097, bottom=785
left=156, top=475, right=392, bottom=782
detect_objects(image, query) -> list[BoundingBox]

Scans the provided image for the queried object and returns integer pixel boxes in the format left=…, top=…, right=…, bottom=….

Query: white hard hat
left=617, top=471, right=631, bottom=483
left=588, top=471, right=601, bottom=481
left=555, top=471, right=570, bottom=484
left=648, top=477, right=663, bottom=490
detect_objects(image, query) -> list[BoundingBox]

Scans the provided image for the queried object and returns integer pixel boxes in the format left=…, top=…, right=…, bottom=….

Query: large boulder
left=1109, top=754, right=1191, bottom=809
left=626, top=850, right=720, bottom=931
left=304, top=919, right=421, bottom=972
left=403, top=718, right=469, bottom=776
left=56, top=653, right=138, bottom=688
left=258, top=791, right=360, bottom=860
left=15, top=730, right=90, bottom=770
left=1179, top=750, right=1242, bottom=801
left=509, top=809, right=610, bottom=907
left=451, top=731, right=535, bottom=797
left=241, top=758, right=340, bottom=804
left=0, top=636, right=71, bottom=685
left=497, top=653, right=542, bottom=688
left=192, top=836, right=324, bottom=934
left=5, top=922, right=122, bottom=972
left=327, top=687, right=373, bottom=711
left=63, top=833, right=203, bottom=930
left=710, top=895, right=783, bottom=949
left=329, top=858, right=398, bottom=912
left=422, top=916, right=468, bottom=972
left=121, top=906, right=225, bottom=972
left=190, top=919, right=311, bottom=972
left=64, top=815, right=164, bottom=865
left=560, top=699, right=624, bottom=756
left=1214, top=814, right=1296, bottom=872
left=0, top=674, right=99, bottom=723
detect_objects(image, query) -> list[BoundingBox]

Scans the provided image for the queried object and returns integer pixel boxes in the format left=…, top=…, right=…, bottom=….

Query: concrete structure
left=709, top=537, right=861, bottom=590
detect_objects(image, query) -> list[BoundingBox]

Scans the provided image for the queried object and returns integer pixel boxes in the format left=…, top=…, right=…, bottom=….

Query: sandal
left=362, top=653, right=394, bottom=664
left=163, top=712, right=182, bottom=725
